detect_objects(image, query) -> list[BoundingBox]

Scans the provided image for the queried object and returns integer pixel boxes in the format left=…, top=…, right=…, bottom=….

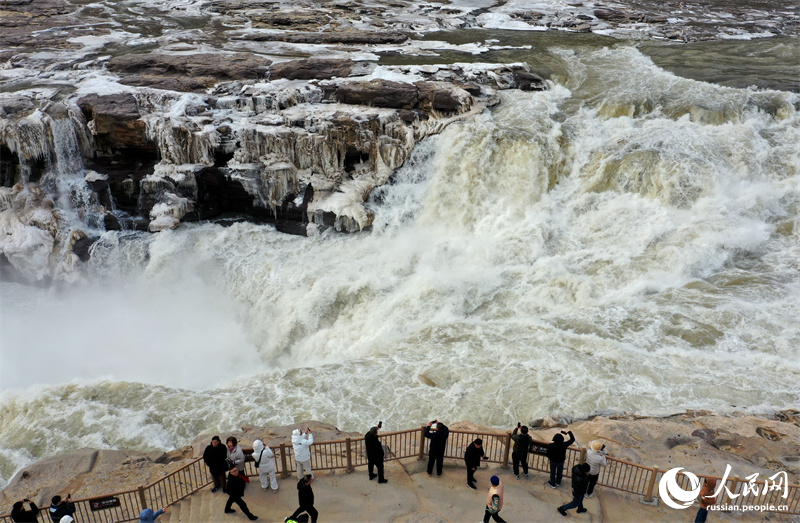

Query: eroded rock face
left=334, top=79, right=419, bottom=108
left=270, top=58, right=356, bottom=80
left=77, top=93, right=151, bottom=152
left=107, top=53, right=273, bottom=82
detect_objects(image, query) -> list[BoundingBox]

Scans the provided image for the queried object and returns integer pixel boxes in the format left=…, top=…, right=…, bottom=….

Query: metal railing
left=3, top=427, right=799, bottom=521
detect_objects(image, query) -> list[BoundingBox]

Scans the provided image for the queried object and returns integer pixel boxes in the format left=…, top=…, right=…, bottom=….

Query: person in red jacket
left=696, top=477, right=718, bottom=523
left=224, top=467, right=258, bottom=520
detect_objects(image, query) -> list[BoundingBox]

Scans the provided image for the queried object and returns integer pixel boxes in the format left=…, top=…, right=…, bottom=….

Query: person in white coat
left=252, top=439, right=279, bottom=492
left=292, top=428, right=314, bottom=479
left=585, top=440, right=607, bottom=497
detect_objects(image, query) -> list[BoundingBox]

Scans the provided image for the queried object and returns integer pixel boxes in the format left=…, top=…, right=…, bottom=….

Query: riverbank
left=2, top=410, right=798, bottom=519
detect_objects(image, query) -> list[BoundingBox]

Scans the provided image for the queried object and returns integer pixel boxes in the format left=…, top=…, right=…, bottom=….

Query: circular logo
left=659, top=467, right=701, bottom=510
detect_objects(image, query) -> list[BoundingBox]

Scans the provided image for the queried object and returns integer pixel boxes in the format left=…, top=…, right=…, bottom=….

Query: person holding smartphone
left=424, top=419, right=450, bottom=477
left=546, top=429, right=575, bottom=488
left=585, top=440, right=607, bottom=497
left=10, top=498, right=39, bottom=522
left=48, top=495, right=75, bottom=523
left=365, top=421, right=387, bottom=483
left=292, top=427, right=314, bottom=479
left=511, top=423, right=533, bottom=479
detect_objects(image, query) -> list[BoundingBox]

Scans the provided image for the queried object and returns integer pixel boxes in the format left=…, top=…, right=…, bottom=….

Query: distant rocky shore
left=2, top=410, right=798, bottom=511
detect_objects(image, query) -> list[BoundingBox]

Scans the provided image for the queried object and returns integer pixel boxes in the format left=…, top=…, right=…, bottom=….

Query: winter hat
left=292, top=429, right=301, bottom=436
left=590, top=440, right=603, bottom=451
left=490, top=475, right=500, bottom=486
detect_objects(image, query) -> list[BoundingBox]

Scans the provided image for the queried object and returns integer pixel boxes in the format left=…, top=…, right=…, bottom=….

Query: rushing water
left=1, top=40, right=799, bottom=488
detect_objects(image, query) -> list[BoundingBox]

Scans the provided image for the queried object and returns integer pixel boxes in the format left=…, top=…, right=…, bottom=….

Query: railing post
left=418, top=426, right=426, bottom=460
left=345, top=437, right=354, bottom=473
left=501, top=431, right=512, bottom=469
left=279, top=443, right=290, bottom=479
left=579, top=448, right=587, bottom=464
left=137, top=485, right=147, bottom=511
left=644, top=466, right=659, bottom=502
left=728, top=474, right=740, bottom=505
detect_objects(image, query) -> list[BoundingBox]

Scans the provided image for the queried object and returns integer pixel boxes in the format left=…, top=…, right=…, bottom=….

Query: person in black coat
left=365, top=423, right=387, bottom=483
left=203, top=435, right=229, bottom=493
left=224, top=468, right=257, bottom=520
left=546, top=430, right=575, bottom=488
left=557, top=463, right=591, bottom=516
left=464, top=438, right=487, bottom=490
left=10, top=499, right=39, bottom=522
left=511, top=423, right=533, bottom=479
left=288, top=475, right=318, bottom=523
left=424, top=420, right=450, bottom=477
left=48, top=495, right=75, bottom=523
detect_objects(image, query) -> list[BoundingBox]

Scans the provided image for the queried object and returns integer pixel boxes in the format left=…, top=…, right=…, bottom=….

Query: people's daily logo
left=659, top=465, right=790, bottom=513
left=659, top=467, right=701, bottom=509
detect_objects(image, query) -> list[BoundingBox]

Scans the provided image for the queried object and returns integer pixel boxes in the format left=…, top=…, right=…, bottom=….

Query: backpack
left=488, top=495, right=501, bottom=514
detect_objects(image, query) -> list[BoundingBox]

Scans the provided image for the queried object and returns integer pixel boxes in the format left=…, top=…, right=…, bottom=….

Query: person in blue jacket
left=139, top=507, right=166, bottom=522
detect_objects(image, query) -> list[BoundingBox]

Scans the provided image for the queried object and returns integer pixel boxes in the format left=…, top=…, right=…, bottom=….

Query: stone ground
left=159, top=459, right=794, bottom=523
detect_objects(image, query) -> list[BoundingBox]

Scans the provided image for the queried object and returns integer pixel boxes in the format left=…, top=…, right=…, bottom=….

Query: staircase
left=160, top=484, right=279, bottom=523
left=161, top=489, right=222, bottom=523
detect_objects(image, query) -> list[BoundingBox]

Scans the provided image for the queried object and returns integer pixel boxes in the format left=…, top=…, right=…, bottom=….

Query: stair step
left=184, top=493, right=196, bottom=523
left=200, top=490, right=214, bottom=521
left=164, top=502, right=180, bottom=523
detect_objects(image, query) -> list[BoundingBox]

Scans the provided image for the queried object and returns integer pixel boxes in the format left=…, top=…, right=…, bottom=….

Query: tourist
left=424, top=419, right=449, bottom=477
left=365, top=422, right=388, bottom=483
left=138, top=507, right=166, bottom=522
left=10, top=499, right=39, bottom=522
left=224, top=467, right=258, bottom=520
left=547, top=429, right=575, bottom=488
left=464, top=438, right=487, bottom=490
left=292, top=428, right=314, bottom=479
left=48, top=495, right=76, bottom=523
left=557, top=463, right=590, bottom=516
left=695, top=477, right=718, bottom=523
left=481, top=475, right=506, bottom=523
left=226, top=436, right=246, bottom=473
left=511, top=423, right=533, bottom=479
left=286, top=474, right=318, bottom=523
left=252, top=439, right=279, bottom=492
left=204, top=435, right=229, bottom=493
left=585, top=440, right=607, bottom=497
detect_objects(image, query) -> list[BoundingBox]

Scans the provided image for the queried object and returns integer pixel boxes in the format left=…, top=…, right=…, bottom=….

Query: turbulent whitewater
left=2, top=33, right=800, bottom=492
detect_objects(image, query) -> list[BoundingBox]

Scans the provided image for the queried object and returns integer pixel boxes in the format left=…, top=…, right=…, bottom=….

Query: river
left=1, top=17, right=799, bottom=490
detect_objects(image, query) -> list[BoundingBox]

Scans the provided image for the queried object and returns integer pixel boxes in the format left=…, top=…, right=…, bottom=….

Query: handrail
left=2, top=426, right=799, bottom=521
